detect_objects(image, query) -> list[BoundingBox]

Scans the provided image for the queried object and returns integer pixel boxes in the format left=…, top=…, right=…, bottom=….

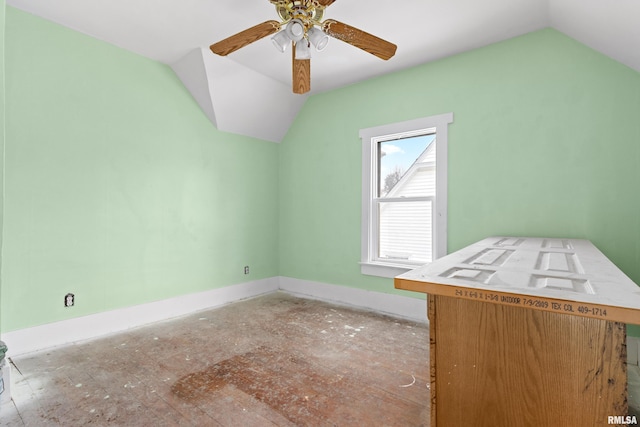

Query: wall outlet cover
left=65, top=293, right=75, bottom=307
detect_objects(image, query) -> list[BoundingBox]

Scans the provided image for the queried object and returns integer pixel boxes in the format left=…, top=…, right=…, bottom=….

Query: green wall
left=2, top=9, right=639, bottom=337
left=279, top=29, right=640, bottom=333
left=0, top=0, right=5, bottom=336
left=1, top=8, right=279, bottom=332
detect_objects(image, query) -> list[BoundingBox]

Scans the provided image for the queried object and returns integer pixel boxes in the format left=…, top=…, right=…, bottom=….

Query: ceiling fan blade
left=210, top=20, right=281, bottom=56
left=292, top=44, right=311, bottom=94
left=314, top=0, right=337, bottom=6
left=322, top=19, right=397, bottom=60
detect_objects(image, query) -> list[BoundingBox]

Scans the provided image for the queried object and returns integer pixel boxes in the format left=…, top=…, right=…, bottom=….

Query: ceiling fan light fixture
left=295, top=40, right=312, bottom=60
left=286, top=19, right=305, bottom=42
left=271, top=30, right=290, bottom=53
left=307, top=26, right=329, bottom=51
left=209, top=1, right=397, bottom=94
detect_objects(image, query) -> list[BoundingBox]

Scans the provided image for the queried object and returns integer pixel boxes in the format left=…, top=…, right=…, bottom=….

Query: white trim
left=433, top=114, right=451, bottom=260
left=360, top=113, right=453, bottom=277
left=4, top=278, right=279, bottom=357
left=374, top=196, right=434, bottom=203
left=3, top=276, right=427, bottom=358
left=278, top=276, right=427, bottom=323
left=359, top=262, right=412, bottom=279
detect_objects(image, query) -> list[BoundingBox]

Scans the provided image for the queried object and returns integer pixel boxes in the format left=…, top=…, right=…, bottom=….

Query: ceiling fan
left=209, top=0, right=397, bottom=94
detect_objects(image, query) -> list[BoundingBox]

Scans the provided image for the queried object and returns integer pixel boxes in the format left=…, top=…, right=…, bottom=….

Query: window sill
left=360, top=261, right=421, bottom=279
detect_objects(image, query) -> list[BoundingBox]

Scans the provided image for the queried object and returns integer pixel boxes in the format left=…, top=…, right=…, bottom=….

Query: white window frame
left=359, top=113, right=453, bottom=278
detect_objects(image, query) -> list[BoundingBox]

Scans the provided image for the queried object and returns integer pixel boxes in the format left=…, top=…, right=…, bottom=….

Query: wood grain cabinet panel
left=396, top=237, right=640, bottom=426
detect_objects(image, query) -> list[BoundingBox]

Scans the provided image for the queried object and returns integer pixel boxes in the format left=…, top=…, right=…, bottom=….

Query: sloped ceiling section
left=6, top=0, right=640, bottom=142
left=172, top=48, right=308, bottom=143
left=550, top=0, right=640, bottom=72
left=171, top=49, right=217, bottom=129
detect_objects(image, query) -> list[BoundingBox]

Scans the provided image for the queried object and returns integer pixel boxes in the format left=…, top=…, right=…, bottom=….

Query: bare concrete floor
left=0, top=293, right=430, bottom=426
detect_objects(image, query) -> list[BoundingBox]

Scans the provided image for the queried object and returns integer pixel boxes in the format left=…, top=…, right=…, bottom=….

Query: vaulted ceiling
left=7, top=0, right=640, bottom=142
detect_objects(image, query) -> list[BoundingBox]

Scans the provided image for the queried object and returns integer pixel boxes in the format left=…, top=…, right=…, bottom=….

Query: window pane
left=378, top=200, right=432, bottom=263
left=378, top=134, right=435, bottom=198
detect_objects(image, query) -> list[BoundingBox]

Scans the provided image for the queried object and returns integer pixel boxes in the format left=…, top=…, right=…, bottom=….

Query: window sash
left=360, top=112, right=453, bottom=278
left=372, top=197, right=436, bottom=265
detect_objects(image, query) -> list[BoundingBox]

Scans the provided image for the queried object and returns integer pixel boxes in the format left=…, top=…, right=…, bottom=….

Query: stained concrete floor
left=0, top=293, right=430, bottom=426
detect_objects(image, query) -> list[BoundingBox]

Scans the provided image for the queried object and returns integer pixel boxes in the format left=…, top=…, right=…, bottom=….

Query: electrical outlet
left=64, top=293, right=75, bottom=307
left=244, top=266, right=250, bottom=275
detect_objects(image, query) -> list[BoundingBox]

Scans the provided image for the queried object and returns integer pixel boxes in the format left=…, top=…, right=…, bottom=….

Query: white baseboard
left=3, top=277, right=279, bottom=357
left=629, top=336, right=640, bottom=367
left=3, top=276, right=427, bottom=359
left=278, top=276, right=427, bottom=323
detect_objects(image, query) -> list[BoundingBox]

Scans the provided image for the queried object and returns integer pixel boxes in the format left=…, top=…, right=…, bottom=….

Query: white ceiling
left=7, top=0, right=640, bottom=141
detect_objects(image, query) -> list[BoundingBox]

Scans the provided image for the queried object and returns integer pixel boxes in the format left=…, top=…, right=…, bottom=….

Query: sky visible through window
left=379, top=134, right=435, bottom=197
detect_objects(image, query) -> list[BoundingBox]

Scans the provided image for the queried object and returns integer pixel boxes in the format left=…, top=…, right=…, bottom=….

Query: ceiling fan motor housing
left=276, top=0, right=324, bottom=28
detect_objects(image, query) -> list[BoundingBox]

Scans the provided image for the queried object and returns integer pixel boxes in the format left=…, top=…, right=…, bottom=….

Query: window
left=360, top=113, right=453, bottom=278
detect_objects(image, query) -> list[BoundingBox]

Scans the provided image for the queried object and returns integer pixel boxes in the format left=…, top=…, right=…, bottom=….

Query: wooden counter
left=395, top=237, right=640, bottom=426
